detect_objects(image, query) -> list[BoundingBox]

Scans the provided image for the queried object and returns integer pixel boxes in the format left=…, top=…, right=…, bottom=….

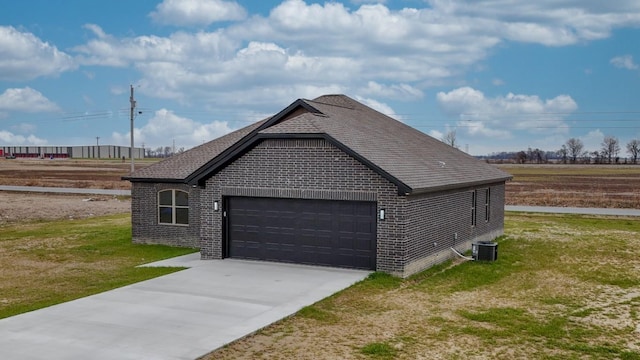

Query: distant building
left=0, top=145, right=144, bottom=159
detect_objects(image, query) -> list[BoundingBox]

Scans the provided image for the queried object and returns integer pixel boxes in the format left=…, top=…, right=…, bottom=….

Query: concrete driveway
left=0, top=254, right=370, bottom=360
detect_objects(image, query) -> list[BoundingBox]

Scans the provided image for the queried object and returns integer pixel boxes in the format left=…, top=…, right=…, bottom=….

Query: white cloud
left=83, top=23, right=108, bottom=39
left=72, top=2, right=503, bottom=107
left=610, top=55, right=638, bottom=70
left=579, top=129, right=606, bottom=153
left=74, top=24, right=239, bottom=68
left=111, top=108, right=233, bottom=149
left=0, top=87, right=60, bottom=113
left=436, top=86, right=577, bottom=138
left=428, top=129, right=444, bottom=140
left=350, top=0, right=387, bottom=4
left=354, top=96, right=403, bottom=120
left=463, top=120, right=512, bottom=138
left=427, top=0, right=640, bottom=46
left=0, top=26, right=76, bottom=81
left=69, top=0, right=640, bottom=116
left=0, top=130, right=47, bottom=145
left=360, top=81, right=424, bottom=101
left=149, top=0, right=246, bottom=26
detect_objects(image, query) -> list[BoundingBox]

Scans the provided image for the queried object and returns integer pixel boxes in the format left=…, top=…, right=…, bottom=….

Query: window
left=471, top=190, right=477, bottom=226
left=485, top=188, right=491, bottom=222
left=158, top=190, right=189, bottom=225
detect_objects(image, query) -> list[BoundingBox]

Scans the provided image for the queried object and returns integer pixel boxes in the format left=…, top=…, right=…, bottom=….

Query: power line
left=461, top=111, right=640, bottom=115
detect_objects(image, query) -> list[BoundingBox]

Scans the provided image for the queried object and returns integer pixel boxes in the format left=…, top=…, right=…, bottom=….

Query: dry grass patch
left=0, top=214, right=196, bottom=318
left=205, top=213, right=640, bottom=360
left=0, top=158, right=158, bottom=190
left=498, top=164, right=640, bottom=208
left=0, top=192, right=131, bottom=225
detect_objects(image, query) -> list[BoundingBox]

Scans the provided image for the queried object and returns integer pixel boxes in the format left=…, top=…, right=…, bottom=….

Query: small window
left=471, top=190, right=477, bottom=226
left=485, top=188, right=491, bottom=222
left=158, top=190, right=189, bottom=225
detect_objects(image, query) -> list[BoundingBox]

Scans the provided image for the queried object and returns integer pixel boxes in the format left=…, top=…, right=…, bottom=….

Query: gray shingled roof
left=126, top=94, right=511, bottom=193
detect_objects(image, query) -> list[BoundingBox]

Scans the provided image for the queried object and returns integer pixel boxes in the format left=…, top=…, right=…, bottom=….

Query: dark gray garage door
left=226, top=197, right=376, bottom=270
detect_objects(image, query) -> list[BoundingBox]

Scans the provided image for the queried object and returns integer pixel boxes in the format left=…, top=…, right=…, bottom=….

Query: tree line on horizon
left=144, top=146, right=186, bottom=158
left=441, top=130, right=640, bottom=164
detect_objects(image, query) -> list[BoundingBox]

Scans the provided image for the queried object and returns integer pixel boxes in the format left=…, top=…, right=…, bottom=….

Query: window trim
left=158, top=189, right=189, bottom=226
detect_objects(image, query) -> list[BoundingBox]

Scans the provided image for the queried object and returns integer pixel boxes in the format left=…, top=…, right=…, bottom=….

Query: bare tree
left=163, top=146, right=172, bottom=157
left=527, top=147, right=534, bottom=163
left=628, top=139, right=640, bottom=164
left=601, top=135, right=620, bottom=164
left=531, top=148, right=545, bottom=163
left=514, top=151, right=527, bottom=164
left=590, top=150, right=602, bottom=164
left=557, top=145, right=568, bottom=164
left=566, top=138, right=585, bottom=164
left=441, top=129, right=458, bottom=148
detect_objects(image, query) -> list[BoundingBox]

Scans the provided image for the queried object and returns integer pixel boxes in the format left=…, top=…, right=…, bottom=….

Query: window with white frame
left=158, top=189, right=189, bottom=225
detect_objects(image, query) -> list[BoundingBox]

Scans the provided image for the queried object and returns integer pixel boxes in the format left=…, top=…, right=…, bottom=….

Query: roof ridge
left=307, top=96, right=359, bottom=111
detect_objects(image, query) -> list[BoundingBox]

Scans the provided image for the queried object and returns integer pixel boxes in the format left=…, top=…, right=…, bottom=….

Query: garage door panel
left=357, top=219, right=375, bottom=233
left=354, top=238, right=374, bottom=251
left=227, top=197, right=376, bottom=270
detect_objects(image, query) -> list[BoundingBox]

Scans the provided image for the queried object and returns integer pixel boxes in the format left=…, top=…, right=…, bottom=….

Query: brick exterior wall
left=131, top=138, right=506, bottom=277
left=402, top=183, right=505, bottom=277
left=130, top=182, right=200, bottom=248
left=199, top=138, right=405, bottom=274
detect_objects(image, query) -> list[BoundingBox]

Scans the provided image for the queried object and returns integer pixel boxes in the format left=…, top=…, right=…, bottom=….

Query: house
left=124, top=95, right=511, bottom=278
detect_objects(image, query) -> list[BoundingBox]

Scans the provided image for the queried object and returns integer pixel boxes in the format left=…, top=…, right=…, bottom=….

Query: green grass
left=360, top=342, right=397, bottom=359
left=297, top=305, right=339, bottom=323
left=0, top=214, right=196, bottom=319
left=208, top=213, right=640, bottom=359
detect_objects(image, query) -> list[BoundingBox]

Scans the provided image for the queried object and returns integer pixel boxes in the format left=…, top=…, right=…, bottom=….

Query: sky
left=1, top=0, right=639, bottom=156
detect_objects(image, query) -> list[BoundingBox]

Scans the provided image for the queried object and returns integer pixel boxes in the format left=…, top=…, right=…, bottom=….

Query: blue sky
left=1, top=0, right=639, bottom=155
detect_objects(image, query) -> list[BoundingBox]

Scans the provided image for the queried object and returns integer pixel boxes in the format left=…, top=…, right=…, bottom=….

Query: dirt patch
left=0, top=158, right=152, bottom=190
left=499, top=164, right=640, bottom=208
left=0, top=158, right=142, bottom=223
left=0, top=192, right=130, bottom=225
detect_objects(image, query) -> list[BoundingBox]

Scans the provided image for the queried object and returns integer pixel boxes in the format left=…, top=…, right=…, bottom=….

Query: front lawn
left=0, top=214, right=196, bottom=319
left=207, top=213, right=640, bottom=359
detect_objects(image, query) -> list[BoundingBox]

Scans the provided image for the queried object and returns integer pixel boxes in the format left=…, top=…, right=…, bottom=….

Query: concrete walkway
left=0, top=254, right=370, bottom=360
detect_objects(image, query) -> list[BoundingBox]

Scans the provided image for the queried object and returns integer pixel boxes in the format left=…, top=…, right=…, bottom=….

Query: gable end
left=187, top=132, right=412, bottom=195
left=183, top=99, right=323, bottom=184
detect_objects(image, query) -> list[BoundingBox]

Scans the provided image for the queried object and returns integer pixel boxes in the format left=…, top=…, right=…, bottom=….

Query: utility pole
left=130, top=85, right=136, bottom=172
left=96, top=136, right=100, bottom=159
